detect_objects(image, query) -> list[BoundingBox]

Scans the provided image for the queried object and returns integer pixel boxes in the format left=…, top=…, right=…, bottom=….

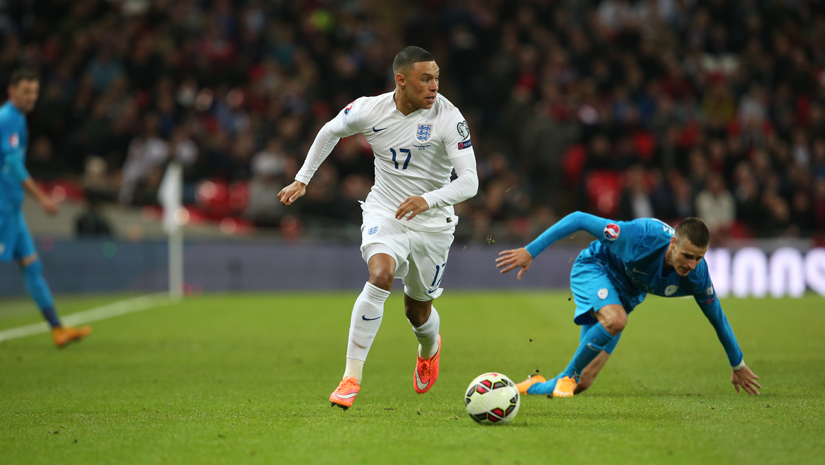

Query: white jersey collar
left=388, top=91, right=431, bottom=117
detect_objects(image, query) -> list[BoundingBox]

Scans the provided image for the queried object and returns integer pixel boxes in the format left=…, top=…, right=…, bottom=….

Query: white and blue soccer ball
left=464, top=372, right=520, bottom=425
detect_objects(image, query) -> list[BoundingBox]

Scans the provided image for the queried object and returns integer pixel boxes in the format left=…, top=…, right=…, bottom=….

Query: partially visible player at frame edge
left=0, top=69, right=91, bottom=347
left=278, top=46, right=479, bottom=409
left=496, top=212, right=761, bottom=398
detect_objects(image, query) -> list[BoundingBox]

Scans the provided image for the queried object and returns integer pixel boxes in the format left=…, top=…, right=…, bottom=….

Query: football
left=464, top=372, right=521, bottom=425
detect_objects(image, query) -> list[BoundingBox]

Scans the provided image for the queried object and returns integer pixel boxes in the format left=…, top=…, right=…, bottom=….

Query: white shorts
left=360, top=208, right=455, bottom=301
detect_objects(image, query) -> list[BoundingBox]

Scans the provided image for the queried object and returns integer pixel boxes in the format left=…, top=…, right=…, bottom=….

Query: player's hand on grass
left=395, top=196, right=429, bottom=220
left=278, top=181, right=307, bottom=206
left=496, top=248, right=533, bottom=281
left=731, top=366, right=761, bottom=395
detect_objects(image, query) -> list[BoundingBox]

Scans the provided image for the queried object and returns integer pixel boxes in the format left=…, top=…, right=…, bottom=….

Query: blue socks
left=23, top=260, right=61, bottom=328
left=561, top=323, right=616, bottom=379
left=527, top=323, right=620, bottom=395
left=527, top=375, right=562, bottom=395
left=579, top=323, right=621, bottom=356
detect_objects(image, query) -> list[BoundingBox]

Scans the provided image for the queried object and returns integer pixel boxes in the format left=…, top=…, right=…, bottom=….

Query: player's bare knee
left=606, top=314, right=627, bottom=334
left=368, top=269, right=394, bottom=291
left=617, top=312, right=627, bottom=331
left=597, top=306, right=627, bottom=335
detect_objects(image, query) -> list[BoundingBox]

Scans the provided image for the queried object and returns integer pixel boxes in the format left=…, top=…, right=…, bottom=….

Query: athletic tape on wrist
left=732, top=359, right=746, bottom=371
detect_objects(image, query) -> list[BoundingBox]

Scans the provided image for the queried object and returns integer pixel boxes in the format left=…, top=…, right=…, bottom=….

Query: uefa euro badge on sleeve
left=603, top=223, right=620, bottom=241
left=457, top=120, right=469, bottom=140
left=416, top=124, right=432, bottom=143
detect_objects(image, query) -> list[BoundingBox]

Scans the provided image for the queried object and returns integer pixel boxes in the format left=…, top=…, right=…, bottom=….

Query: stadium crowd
left=1, top=0, right=824, bottom=242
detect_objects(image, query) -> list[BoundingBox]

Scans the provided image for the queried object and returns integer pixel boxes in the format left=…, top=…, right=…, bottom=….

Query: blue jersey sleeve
left=3, top=150, right=30, bottom=182
left=692, top=264, right=744, bottom=367
left=0, top=112, right=22, bottom=154
left=525, top=212, right=635, bottom=257
left=0, top=112, right=29, bottom=182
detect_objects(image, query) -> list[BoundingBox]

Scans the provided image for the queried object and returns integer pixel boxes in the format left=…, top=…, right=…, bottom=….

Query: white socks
left=411, top=306, right=440, bottom=359
left=344, top=282, right=391, bottom=380
left=344, top=358, right=364, bottom=381
left=343, top=283, right=441, bottom=381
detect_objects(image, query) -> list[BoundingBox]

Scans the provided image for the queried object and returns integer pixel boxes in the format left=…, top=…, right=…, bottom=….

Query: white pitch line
left=0, top=293, right=179, bottom=343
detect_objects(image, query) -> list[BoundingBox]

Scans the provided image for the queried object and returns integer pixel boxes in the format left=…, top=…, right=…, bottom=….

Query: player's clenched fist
left=395, top=196, right=429, bottom=220
left=278, top=181, right=307, bottom=206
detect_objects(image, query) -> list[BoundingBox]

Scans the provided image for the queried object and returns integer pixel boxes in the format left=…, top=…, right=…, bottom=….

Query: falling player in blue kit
left=496, top=212, right=761, bottom=397
left=0, top=69, right=91, bottom=347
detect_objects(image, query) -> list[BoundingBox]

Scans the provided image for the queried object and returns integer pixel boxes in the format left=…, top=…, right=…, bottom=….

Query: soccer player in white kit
left=278, top=46, right=479, bottom=410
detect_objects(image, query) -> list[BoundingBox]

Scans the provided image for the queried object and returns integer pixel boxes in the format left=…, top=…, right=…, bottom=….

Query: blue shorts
left=570, top=254, right=635, bottom=326
left=0, top=210, right=37, bottom=263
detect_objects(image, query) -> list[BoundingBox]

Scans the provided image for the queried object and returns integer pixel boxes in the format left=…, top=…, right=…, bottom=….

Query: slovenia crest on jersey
left=8, top=133, right=19, bottom=148
left=416, top=124, right=432, bottom=142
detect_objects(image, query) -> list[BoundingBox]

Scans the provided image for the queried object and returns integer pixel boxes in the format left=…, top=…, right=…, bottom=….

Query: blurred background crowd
left=1, top=0, right=824, bottom=243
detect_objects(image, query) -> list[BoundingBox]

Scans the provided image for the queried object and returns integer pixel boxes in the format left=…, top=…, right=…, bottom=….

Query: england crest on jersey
left=416, top=124, right=432, bottom=142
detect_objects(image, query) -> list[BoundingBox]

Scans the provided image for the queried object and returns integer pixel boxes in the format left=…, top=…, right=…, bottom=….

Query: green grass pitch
left=1, top=291, right=823, bottom=464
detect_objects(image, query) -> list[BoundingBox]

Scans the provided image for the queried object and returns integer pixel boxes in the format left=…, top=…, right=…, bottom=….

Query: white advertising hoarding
left=705, top=247, right=825, bottom=298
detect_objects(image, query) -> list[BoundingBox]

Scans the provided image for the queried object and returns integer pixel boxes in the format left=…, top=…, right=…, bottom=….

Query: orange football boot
left=553, top=376, right=578, bottom=397
left=329, top=376, right=360, bottom=410
left=52, top=325, right=92, bottom=348
left=515, top=374, right=547, bottom=395
left=414, top=334, right=441, bottom=394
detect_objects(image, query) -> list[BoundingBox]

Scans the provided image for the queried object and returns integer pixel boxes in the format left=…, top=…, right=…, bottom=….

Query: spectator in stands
left=732, top=162, right=761, bottom=235
left=618, top=165, right=655, bottom=220
left=668, top=173, right=694, bottom=221
left=759, top=193, right=792, bottom=237
left=1, top=0, right=823, bottom=239
left=75, top=196, right=113, bottom=238
left=245, top=137, right=287, bottom=227
left=696, top=172, right=735, bottom=238
left=119, top=113, right=168, bottom=205
left=26, top=136, right=64, bottom=181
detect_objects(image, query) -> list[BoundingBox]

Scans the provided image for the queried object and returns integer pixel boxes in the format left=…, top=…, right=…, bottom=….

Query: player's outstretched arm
left=5, top=151, right=59, bottom=215
left=278, top=181, right=306, bottom=206
left=524, top=211, right=609, bottom=258
left=496, top=248, right=533, bottom=280
left=731, top=365, right=761, bottom=395
left=286, top=99, right=362, bottom=207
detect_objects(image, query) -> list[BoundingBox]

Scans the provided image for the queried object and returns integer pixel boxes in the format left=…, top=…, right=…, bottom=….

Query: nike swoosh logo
left=415, top=370, right=430, bottom=391
left=632, top=268, right=647, bottom=275
left=373, top=127, right=388, bottom=132
left=587, top=343, right=600, bottom=352
left=427, top=289, right=438, bottom=294
left=333, top=392, right=358, bottom=399
left=362, top=315, right=381, bottom=321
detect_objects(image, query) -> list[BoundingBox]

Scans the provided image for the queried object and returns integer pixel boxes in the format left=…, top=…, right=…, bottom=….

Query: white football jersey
left=297, top=91, right=476, bottom=232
